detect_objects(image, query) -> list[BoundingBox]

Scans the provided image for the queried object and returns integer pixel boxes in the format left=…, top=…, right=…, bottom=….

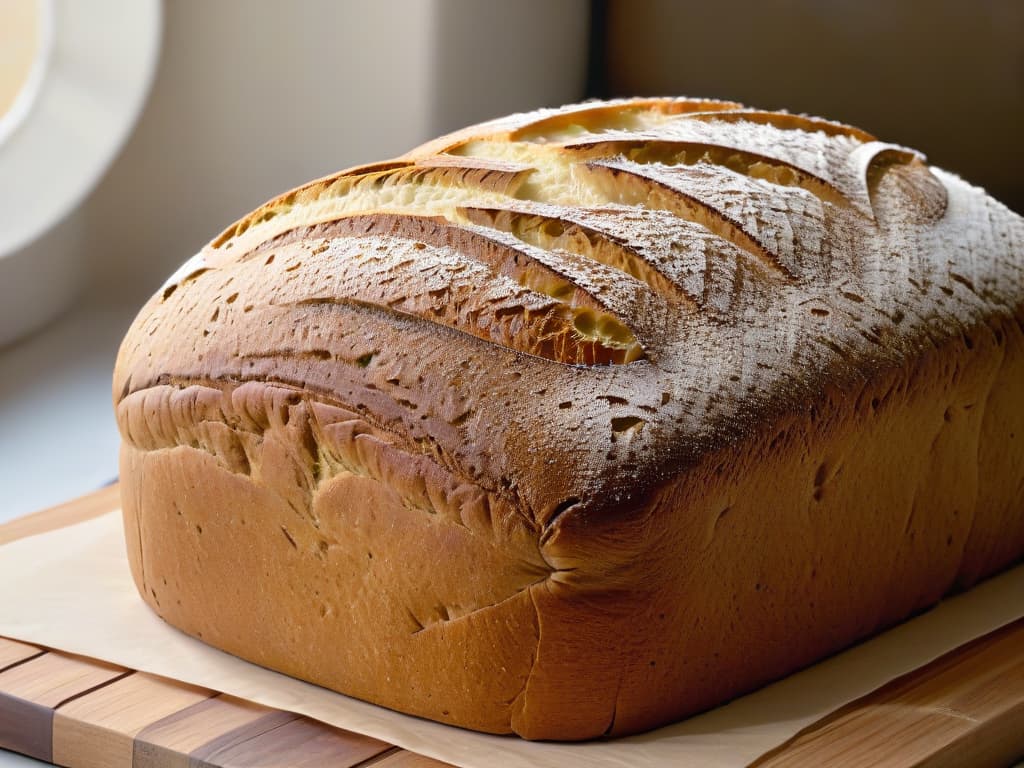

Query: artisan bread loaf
left=114, top=98, right=1024, bottom=740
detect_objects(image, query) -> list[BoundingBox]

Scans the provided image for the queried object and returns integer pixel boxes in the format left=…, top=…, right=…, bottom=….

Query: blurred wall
left=430, top=1, right=592, bottom=136
left=605, top=0, right=1023, bottom=213
left=82, top=0, right=588, bottom=301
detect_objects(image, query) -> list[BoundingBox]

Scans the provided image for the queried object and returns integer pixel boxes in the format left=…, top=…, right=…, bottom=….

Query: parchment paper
left=0, top=510, right=1021, bottom=767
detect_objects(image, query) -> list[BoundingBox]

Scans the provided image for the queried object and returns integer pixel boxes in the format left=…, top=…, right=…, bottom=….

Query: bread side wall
left=529, top=312, right=1024, bottom=739
left=117, top=310, right=1024, bottom=740
left=118, top=381, right=551, bottom=734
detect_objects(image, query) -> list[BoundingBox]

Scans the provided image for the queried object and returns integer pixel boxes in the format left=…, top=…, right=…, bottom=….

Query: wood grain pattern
left=0, top=650, right=128, bottom=761
left=372, top=751, right=455, bottom=768
left=753, top=618, right=1024, bottom=768
left=0, top=651, right=127, bottom=708
left=53, top=672, right=213, bottom=768
left=0, top=637, right=44, bottom=671
left=188, top=715, right=391, bottom=767
left=0, top=647, right=402, bottom=768
left=133, top=694, right=282, bottom=766
left=0, top=486, right=1021, bottom=766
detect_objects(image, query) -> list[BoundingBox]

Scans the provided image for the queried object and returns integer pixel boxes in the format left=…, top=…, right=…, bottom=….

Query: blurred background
left=0, top=0, right=1021, bottom=521
left=5, top=0, right=1023, bottom=317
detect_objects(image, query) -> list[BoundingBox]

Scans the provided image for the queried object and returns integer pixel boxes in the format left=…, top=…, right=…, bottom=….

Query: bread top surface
left=114, top=97, right=1024, bottom=531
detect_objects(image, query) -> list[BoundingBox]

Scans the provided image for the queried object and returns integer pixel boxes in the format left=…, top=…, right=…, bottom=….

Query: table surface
left=0, top=296, right=136, bottom=767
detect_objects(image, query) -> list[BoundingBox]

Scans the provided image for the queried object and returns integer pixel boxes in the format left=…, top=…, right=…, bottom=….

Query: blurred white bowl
left=0, top=0, right=160, bottom=348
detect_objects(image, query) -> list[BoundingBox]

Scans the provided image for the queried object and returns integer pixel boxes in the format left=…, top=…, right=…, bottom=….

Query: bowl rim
left=0, top=0, right=55, bottom=151
left=0, top=0, right=162, bottom=260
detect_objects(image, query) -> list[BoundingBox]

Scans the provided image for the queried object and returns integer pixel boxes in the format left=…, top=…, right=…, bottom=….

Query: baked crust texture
left=114, top=97, right=1024, bottom=740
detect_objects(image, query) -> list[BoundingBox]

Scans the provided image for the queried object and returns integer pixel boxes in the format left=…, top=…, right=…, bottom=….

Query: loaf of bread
left=113, top=98, right=1024, bottom=740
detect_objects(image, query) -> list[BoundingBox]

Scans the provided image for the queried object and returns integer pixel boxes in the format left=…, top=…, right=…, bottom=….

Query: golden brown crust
left=119, top=381, right=548, bottom=734
left=114, top=98, right=1024, bottom=739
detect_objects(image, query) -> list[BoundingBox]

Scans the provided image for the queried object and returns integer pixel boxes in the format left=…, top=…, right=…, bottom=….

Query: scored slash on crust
left=161, top=96, right=947, bottom=367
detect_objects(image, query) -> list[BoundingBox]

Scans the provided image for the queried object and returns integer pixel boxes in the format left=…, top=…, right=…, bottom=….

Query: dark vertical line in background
left=585, top=0, right=609, bottom=99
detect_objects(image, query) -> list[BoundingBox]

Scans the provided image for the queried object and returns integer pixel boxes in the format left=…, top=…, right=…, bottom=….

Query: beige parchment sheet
left=0, top=510, right=1022, bottom=768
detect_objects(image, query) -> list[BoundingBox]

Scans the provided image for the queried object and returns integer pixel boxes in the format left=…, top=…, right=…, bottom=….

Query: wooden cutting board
left=1, top=486, right=1022, bottom=768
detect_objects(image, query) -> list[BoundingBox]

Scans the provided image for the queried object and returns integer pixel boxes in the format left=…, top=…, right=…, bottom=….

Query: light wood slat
left=183, top=709, right=297, bottom=765
left=371, top=750, right=456, bottom=767
left=52, top=672, right=214, bottom=768
left=753, top=618, right=1024, bottom=767
left=0, top=650, right=128, bottom=762
left=0, top=650, right=127, bottom=708
left=0, top=637, right=43, bottom=671
left=133, top=694, right=282, bottom=768
left=191, top=714, right=393, bottom=768
left=0, top=483, right=120, bottom=545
